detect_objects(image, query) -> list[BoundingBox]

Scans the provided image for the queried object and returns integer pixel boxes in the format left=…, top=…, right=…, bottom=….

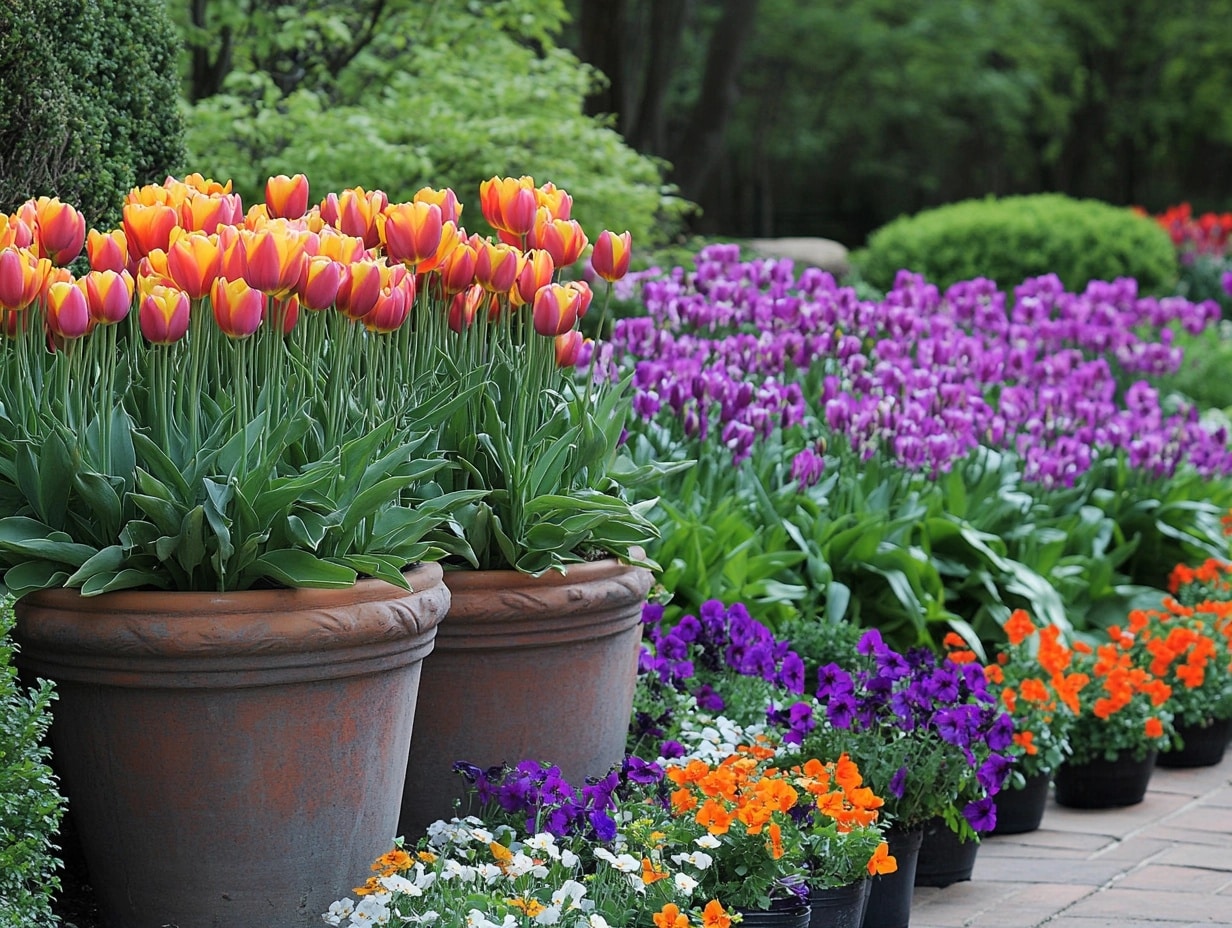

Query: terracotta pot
left=810, top=879, right=871, bottom=928
left=914, top=816, right=980, bottom=887
left=14, top=564, right=449, bottom=928
left=1157, top=716, right=1232, bottom=768
left=990, top=772, right=1051, bottom=835
left=399, top=557, right=652, bottom=837
left=1054, top=749, right=1157, bottom=809
left=861, top=825, right=923, bottom=928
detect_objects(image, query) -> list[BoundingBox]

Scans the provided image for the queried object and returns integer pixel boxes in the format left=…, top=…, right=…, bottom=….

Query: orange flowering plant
left=946, top=609, right=1088, bottom=782
left=1168, top=557, right=1232, bottom=607
left=1065, top=616, right=1174, bottom=765
left=1122, top=598, right=1232, bottom=732
left=0, top=173, right=661, bottom=594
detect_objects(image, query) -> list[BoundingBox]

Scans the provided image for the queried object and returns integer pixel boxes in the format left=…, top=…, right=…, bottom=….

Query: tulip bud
left=448, top=284, right=485, bottom=334
left=241, top=227, right=306, bottom=297
left=297, top=256, right=342, bottom=311
left=474, top=240, right=522, bottom=293
left=437, top=241, right=477, bottom=295
left=210, top=276, right=264, bottom=338
left=511, top=249, right=555, bottom=307
left=33, top=197, right=87, bottom=265
left=82, top=269, right=134, bottom=324
left=528, top=211, right=588, bottom=268
left=413, top=186, right=463, bottom=225
left=45, top=279, right=91, bottom=339
left=378, top=201, right=443, bottom=269
left=0, top=246, right=47, bottom=311
left=479, top=176, right=538, bottom=236
left=139, top=284, right=191, bottom=344
left=532, top=283, right=581, bottom=337
left=564, top=280, right=594, bottom=318
left=87, top=228, right=130, bottom=274
left=535, top=182, right=573, bottom=221
left=123, top=202, right=180, bottom=261
left=166, top=231, right=222, bottom=300
left=555, top=330, right=584, bottom=368
left=335, top=260, right=384, bottom=320
left=591, top=230, right=632, bottom=283
left=265, top=174, right=310, bottom=220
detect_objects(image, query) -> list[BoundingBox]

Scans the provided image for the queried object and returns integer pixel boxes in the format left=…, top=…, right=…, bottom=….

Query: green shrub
left=0, top=0, right=185, bottom=229
left=0, top=599, right=64, bottom=926
left=855, top=194, right=1179, bottom=293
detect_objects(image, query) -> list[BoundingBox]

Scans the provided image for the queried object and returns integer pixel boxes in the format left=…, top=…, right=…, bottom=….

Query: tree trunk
left=188, top=0, right=234, bottom=102
left=667, top=0, right=761, bottom=206
left=576, top=0, right=628, bottom=127
left=627, top=0, right=688, bottom=153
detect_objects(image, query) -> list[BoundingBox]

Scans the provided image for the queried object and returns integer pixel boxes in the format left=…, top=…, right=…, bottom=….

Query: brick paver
left=907, top=750, right=1232, bottom=927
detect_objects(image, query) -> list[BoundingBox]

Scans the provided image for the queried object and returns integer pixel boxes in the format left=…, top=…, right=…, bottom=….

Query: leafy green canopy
left=177, top=0, right=684, bottom=245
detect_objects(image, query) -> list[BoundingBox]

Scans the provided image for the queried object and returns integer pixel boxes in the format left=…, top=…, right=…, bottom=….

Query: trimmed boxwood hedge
left=0, top=600, right=64, bottom=927
left=855, top=194, right=1179, bottom=294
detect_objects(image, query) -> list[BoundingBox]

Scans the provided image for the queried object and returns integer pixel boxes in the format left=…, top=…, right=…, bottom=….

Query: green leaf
left=80, top=568, right=167, bottom=596
left=65, top=545, right=126, bottom=586
left=249, top=549, right=357, bottom=588
left=73, top=472, right=123, bottom=544
left=4, top=560, right=70, bottom=597
left=329, top=554, right=411, bottom=589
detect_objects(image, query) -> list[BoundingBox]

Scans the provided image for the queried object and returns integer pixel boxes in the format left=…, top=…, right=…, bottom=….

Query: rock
left=747, top=237, right=850, bottom=277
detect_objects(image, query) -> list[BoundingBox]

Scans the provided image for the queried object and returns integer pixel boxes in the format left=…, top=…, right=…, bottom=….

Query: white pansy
left=323, top=896, right=355, bottom=925
left=352, top=895, right=391, bottom=925
left=533, top=904, right=562, bottom=925
left=552, top=880, right=588, bottom=908
left=413, top=912, right=440, bottom=925
left=477, top=862, right=503, bottom=882
left=467, top=826, right=495, bottom=844
left=674, top=872, right=699, bottom=894
left=593, top=848, right=640, bottom=873
left=441, top=859, right=479, bottom=882
left=588, top=917, right=612, bottom=928
left=526, top=833, right=561, bottom=858
left=671, top=850, right=714, bottom=870
left=695, top=834, right=721, bottom=849
left=560, top=849, right=580, bottom=868
left=506, top=851, right=547, bottom=877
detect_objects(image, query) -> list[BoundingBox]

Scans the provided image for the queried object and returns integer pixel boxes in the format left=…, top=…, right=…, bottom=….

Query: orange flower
left=641, top=856, right=669, bottom=885
left=1144, top=717, right=1164, bottom=739
left=695, top=798, right=733, bottom=835
left=371, top=848, right=413, bottom=875
left=1013, top=730, right=1038, bottom=755
left=653, top=903, right=690, bottom=928
left=765, top=821, right=785, bottom=860
left=701, top=900, right=732, bottom=928
left=1004, top=609, right=1037, bottom=646
left=867, top=841, right=898, bottom=876
left=507, top=896, right=546, bottom=917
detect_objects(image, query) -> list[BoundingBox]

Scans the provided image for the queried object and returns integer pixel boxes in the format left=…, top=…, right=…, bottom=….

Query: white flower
left=587, top=917, right=612, bottom=928
left=506, top=851, right=547, bottom=878
left=413, top=912, right=440, bottom=925
left=441, top=859, right=479, bottom=882
left=560, top=849, right=580, bottom=868
left=674, top=872, right=699, bottom=894
left=468, top=826, right=495, bottom=844
left=671, top=850, right=714, bottom=870
left=323, top=897, right=355, bottom=925
left=695, top=834, right=721, bottom=850
left=477, top=862, right=503, bottom=882
left=533, top=905, right=562, bottom=925
left=352, top=895, right=391, bottom=925
left=594, top=848, right=640, bottom=873
left=526, top=833, right=561, bottom=858
left=379, top=874, right=420, bottom=896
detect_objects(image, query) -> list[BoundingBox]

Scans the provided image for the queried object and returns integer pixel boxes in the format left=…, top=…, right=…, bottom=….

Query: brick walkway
left=911, top=751, right=1232, bottom=927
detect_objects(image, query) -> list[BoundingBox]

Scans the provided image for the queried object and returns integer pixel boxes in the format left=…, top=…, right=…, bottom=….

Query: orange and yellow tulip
left=479, top=176, right=538, bottom=237
left=448, top=284, right=485, bottom=333
left=365, top=280, right=414, bottom=334
left=265, top=174, right=310, bottom=220
left=591, top=230, right=632, bottom=282
left=474, top=240, right=522, bottom=293
left=378, top=202, right=443, bottom=269
left=414, top=221, right=462, bottom=276
left=139, top=284, right=191, bottom=344
left=436, top=240, right=477, bottom=295
left=241, top=227, right=307, bottom=297
left=33, top=197, right=86, bottom=265
left=166, top=231, right=222, bottom=301
left=123, top=202, right=180, bottom=261
left=322, top=187, right=388, bottom=248
left=528, top=211, right=588, bottom=268
left=413, top=186, right=463, bottom=225
left=535, top=181, right=573, bottom=221
left=554, top=330, right=584, bottom=368
left=510, top=249, right=554, bottom=307
left=81, top=269, right=134, bottom=325
left=563, top=279, right=593, bottom=318
left=45, top=278, right=91, bottom=339
left=180, top=192, right=243, bottom=235
left=211, top=276, right=265, bottom=338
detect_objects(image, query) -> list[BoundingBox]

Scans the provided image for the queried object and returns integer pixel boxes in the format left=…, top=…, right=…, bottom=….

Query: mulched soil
left=50, top=817, right=105, bottom=928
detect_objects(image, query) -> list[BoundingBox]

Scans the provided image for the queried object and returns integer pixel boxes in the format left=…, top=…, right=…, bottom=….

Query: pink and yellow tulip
left=265, top=174, right=310, bottom=220
left=0, top=247, right=48, bottom=311
left=87, top=228, right=130, bottom=274
left=591, top=230, right=632, bottom=282
left=414, top=186, right=463, bottom=226
left=528, top=212, right=588, bottom=268
left=81, top=269, right=134, bottom=325
left=532, top=282, right=581, bottom=337
left=378, top=201, right=444, bottom=269
left=139, top=284, right=191, bottom=344
left=33, top=197, right=87, bottom=265
left=474, top=240, right=522, bottom=293
left=211, top=276, right=265, bottom=338
left=123, top=202, right=180, bottom=261
left=166, top=231, right=222, bottom=301
left=479, top=176, right=538, bottom=237
left=297, top=256, right=342, bottom=311
left=510, top=249, right=555, bottom=307
left=240, top=226, right=307, bottom=298
left=45, top=278, right=91, bottom=339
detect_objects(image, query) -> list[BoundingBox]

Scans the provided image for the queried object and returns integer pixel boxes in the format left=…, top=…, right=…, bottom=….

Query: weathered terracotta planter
left=399, top=557, right=652, bottom=837
left=14, top=564, right=449, bottom=928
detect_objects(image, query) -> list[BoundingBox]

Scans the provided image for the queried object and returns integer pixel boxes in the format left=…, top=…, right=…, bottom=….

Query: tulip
left=126, top=183, right=176, bottom=208
left=181, top=173, right=233, bottom=197
left=528, top=211, right=588, bottom=268
left=87, top=228, right=130, bottom=274
left=139, top=284, right=191, bottom=343
left=166, top=231, right=222, bottom=300
left=479, top=176, right=538, bottom=237
left=180, top=192, right=242, bottom=234
left=535, top=182, right=573, bottom=221
left=216, top=225, right=246, bottom=281
left=33, top=197, right=86, bottom=265
left=123, top=201, right=180, bottom=261
left=211, top=276, right=265, bottom=338
left=448, top=284, right=485, bottom=334
left=436, top=241, right=477, bottom=295
left=273, top=294, right=300, bottom=335
left=2, top=212, right=34, bottom=250
left=378, top=201, right=443, bottom=269
left=335, top=259, right=384, bottom=320
left=265, top=174, right=310, bottom=220
left=241, top=227, right=307, bottom=297
left=414, top=221, right=462, bottom=275
left=322, top=187, right=388, bottom=247
left=474, top=240, right=522, bottom=293
left=510, top=249, right=555, bottom=307
left=0, top=246, right=48, bottom=310
left=564, top=279, right=594, bottom=318
left=82, top=269, right=134, bottom=324
left=555, top=330, right=584, bottom=368
left=45, top=279, right=91, bottom=339
left=532, top=282, right=581, bottom=337
left=366, top=281, right=414, bottom=334
left=590, top=230, right=632, bottom=282
left=414, top=186, right=463, bottom=225
left=140, top=249, right=173, bottom=286
left=315, top=227, right=368, bottom=264
left=297, top=256, right=342, bottom=311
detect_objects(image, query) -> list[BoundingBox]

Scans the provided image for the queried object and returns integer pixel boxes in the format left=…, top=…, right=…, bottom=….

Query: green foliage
left=179, top=0, right=683, bottom=245
left=855, top=194, right=1179, bottom=292
left=0, top=0, right=185, bottom=228
left=1153, top=324, right=1232, bottom=412
left=0, top=600, right=65, bottom=926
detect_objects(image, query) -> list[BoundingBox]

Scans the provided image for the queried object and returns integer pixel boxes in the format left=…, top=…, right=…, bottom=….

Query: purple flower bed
left=614, top=245, right=1230, bottom=483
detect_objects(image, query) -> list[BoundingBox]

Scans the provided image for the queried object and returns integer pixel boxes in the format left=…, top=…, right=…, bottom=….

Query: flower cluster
left=1065, top=618, right=1174, bottom=765
left=787, top=629, right=1014, bottom=835
left=612, top=245, right=1228, bottom=482
left=1124, top=599, right=1232, bottom=730
left=1168, top=558, right=1232, bottom=607
left=1144, top=203, right=1232, bottom=260
left=946, top=610, right=1088, bottom=781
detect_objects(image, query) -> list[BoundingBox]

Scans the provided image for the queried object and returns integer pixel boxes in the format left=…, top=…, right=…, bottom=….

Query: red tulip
left=211, top=276, right=264, bottom=338
left=474, top=240, right=522, bottom=293
left=139, top=284, right=191, bottom=344
left=365, top=280, right=414, bottom=334
left=0, top=246, right=48, bottom=311
left=265, top=174, right=310, bottom=220
left=528, top=211, right=588, bottom=268
left=591, top=230, right=632, bottom=282
left=297, top=256, right=342, bottom=311
left=479, top=176, right=538, bottom=237
left=335, top=260, right=384, bottom=320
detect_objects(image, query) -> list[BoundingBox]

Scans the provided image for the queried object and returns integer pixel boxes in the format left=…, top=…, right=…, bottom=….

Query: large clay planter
left=13, top=564, right=449, bottom=928
left=399, top=557, right=652, bottom=837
